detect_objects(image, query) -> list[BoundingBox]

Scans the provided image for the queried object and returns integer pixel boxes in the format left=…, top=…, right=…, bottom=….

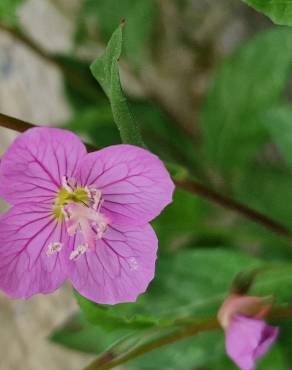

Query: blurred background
left=1, top=0, right=292, bottom=369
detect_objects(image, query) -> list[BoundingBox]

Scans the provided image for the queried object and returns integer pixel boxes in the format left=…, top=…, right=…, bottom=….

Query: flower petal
left=0, top=203, right=70, bottom=299
left=0, top=127, right=87, bottom=205
left=76, top=145, right=174, bottom=225
left=68, top=223, right=158, bottom=304
left=225, top=314, right=278, bottom=370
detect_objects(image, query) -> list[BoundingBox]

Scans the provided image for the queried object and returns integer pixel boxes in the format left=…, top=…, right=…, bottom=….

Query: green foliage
left=90, top=24, right=144, bottom=147
left=242, top=0, right=292, bottom=26
left=55, top=247, right=292, bottom=369
left=0, top=0, right=23, bottom=25
left=201, top=28, right=292, bottom=179
left=51, top=311, right=224, bottom=369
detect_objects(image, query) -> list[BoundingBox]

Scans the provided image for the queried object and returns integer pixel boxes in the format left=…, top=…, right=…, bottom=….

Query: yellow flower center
left=53, top=186, right=89, bottom=220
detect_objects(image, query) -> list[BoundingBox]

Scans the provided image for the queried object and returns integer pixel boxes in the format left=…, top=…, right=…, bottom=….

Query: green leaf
left=242, top=0, right=292, bottom=26
left=0, top=0, right=23, bottom=25
left=264, top=105, right=292, bottom=168
left=90, top=24, right=144, bottom=147
left=75, top=292, right=159, bottom=330
left=50, top=313, right=129, bottom=354
left=252, top=265, right=292, bottom=304
left=202, top=28, right=292, bottom=178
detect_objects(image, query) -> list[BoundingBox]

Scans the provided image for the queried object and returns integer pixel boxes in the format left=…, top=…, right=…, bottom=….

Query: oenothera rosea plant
left=0, top=127, right=174, bottom=303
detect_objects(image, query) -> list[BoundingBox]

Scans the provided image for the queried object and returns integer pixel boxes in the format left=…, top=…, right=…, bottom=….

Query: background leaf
left=242, top=0, right=292, bottom=26
left=201, top=28, right=292, bottom=179
left=0, top=0, right=23, bottom=25
left=50, top=313, right=130, bottom=354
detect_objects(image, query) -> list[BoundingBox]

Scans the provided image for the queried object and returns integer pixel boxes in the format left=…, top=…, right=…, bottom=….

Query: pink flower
left=0, top=127, right=174, bottom=304
left=218, top=295, right=279, bottom=370
left=226, top=314, right=278, bottom=370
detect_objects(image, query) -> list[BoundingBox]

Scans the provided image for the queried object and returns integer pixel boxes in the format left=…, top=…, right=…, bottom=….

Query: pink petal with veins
left=68, top=223, right=158, bottom=304
left=0, top=127, right=87, bottom=205
left=76, top=144, right=175, bottom=226
left=0, top=203, right=70, bottom=298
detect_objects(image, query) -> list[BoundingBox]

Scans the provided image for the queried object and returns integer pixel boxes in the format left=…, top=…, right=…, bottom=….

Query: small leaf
left=90, top=24, right=144, bottom=147
left=242, top=0, right=292, bottom=26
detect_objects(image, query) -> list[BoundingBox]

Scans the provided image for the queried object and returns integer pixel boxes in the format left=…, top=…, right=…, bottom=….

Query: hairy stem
left=0, top=113, right=291, bottom=240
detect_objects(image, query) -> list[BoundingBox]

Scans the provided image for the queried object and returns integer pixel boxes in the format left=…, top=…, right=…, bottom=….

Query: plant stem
left=0, top=113, right=291, bottom=239
left=176, top=178, right=292, bottom=239
left=83, top=319, right=219, bottom=370
left=0, top=113, right=96, bottom=152
left=83, top=305, right=292, bottom=370
left=0, top=113, right=35, bottom=132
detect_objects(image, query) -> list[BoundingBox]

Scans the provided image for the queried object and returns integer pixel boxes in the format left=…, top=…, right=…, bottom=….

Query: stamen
left=46, top=242, right=63, bottom=256
left=62, top=176, right=73, bottom=192
left=70, top=244, right=88, bottom=261
left=90, top=188, right=102, bottom=211
left=54, top=182, right=109, bottom=260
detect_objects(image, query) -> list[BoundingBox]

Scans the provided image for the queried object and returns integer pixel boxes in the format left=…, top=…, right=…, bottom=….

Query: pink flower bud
left=218, top=295, right=279, bottom=370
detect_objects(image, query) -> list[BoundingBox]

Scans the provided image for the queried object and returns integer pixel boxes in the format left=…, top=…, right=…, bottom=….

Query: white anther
left=46, top=242, right=63, bottom=256
left=62, top=176, right=77, bottom=192
left=90, top=188, right=102, bottom=211
left=69, top=244, right=88, bottom=261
